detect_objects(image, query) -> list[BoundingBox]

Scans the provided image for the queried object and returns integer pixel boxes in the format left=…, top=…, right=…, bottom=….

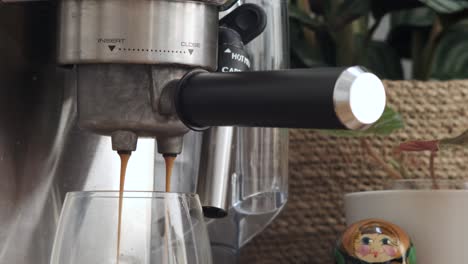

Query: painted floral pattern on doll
left=335, top=219, right=416, bottom=264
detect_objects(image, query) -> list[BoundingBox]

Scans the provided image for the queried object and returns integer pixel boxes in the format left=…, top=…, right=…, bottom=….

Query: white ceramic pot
left=345, top=190, right=468, bottom=263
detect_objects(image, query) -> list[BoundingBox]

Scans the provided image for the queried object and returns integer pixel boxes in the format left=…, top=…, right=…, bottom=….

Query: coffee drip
left=163, top=154, right=177, bottom=193
left=116, top=151, right=131, bottom=263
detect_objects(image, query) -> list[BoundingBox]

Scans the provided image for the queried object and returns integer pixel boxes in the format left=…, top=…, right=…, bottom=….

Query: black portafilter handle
left=175, top=66, right=387, bottom=131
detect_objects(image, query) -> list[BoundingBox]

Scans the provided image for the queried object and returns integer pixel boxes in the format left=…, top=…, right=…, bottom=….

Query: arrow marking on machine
left=108, top=45, right=116, bottom=52
left=224, top=48, right=232, bottom=53
left=188, top=49, right=194, bottom=55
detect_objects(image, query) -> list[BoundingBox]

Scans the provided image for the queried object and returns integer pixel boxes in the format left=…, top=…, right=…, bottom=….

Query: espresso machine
left=0, top=0, right=386, bottom=263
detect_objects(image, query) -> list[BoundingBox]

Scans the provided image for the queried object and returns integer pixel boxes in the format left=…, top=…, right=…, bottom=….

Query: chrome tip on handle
left=334, top=66, right=386, bottom=130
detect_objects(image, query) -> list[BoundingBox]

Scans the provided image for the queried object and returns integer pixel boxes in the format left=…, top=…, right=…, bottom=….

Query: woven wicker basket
left=240, top=80, right=468, bottom=263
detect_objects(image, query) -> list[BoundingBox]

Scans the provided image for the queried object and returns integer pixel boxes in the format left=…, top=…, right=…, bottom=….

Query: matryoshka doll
left=335, top=219, right=416, bottom=264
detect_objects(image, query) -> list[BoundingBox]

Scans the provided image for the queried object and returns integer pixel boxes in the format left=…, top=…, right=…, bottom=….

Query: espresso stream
left=164, top=154, right=177, bottom=193
left=117, top=151, right=131, bottom=263
left=116, top=152, right=177, bottom=263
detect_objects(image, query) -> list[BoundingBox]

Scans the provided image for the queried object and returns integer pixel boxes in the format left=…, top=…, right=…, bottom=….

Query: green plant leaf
left=387, top=7, right=435, bottom=59
left=419, top=0, right=468, bottom=13
left=289, top=19, right=329, bottom=68
left=358, top=40, right=404, bottom=80
left=439, top=9, right=468, bottom=28
left=308, top=0, right=325, bottom=15
left=334, top=248, right=346, bottom=264
left=289, top=4, right=324, bottom=31
left=371, top=0, right=424, bottom=20
left=317, top=107, right=405, bottom=137
left=331, top=0, right=371, bottom=30
left=429, top=20, right=468, bottom=79
left=407, top=246, right=417, bottom=264
left=290, top=40, right=327, bottom=68
left=391, top=6, right=436, bottom=27
left=288, top=6, right=336, bottom=67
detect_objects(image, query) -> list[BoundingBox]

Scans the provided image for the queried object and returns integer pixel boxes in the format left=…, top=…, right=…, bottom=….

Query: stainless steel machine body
left=58, top=0, right=219, bottom=67
left=59, top=0, right=222, bottom=154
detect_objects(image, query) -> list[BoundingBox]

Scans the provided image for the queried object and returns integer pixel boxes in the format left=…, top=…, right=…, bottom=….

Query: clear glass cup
left=50, top=191, right=212, bottom=264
